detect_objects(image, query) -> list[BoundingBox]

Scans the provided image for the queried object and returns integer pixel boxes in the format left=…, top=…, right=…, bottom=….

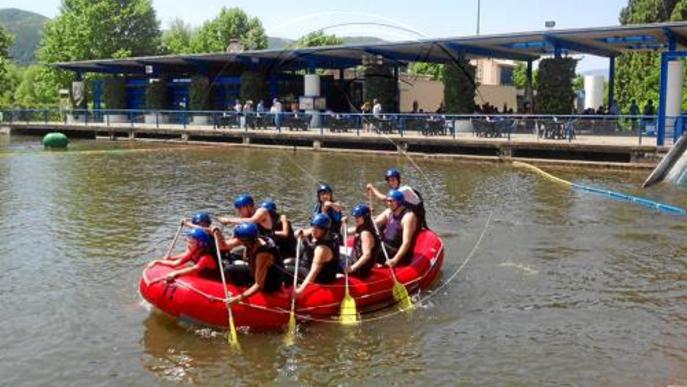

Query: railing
left=1, top=108, right=682, bottom=145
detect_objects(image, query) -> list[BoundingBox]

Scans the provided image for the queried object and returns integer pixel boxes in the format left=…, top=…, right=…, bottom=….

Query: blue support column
left=608, top=56, right=616, bottom=108
left=657, top=52, right=669, bottom=146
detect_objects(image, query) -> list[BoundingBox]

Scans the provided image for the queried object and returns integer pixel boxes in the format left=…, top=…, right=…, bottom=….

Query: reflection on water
left=1, top=134, right=686, bottom=386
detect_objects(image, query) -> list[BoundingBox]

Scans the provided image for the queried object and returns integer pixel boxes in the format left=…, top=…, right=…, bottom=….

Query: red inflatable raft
left=139, top=229, right=445, bottom=331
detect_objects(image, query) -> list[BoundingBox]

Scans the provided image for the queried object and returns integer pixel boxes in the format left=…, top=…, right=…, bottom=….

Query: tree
left=190, top=7, right=267, bottom=53
left=0, top=25, right=14, bottom=101
left=512, top=62, right=539, bottom=90
left=535, top=57, right=577, bottom=114
left=294, top=30, right=343, bottom=48
left=35, top=0, right=162, bottom=106
left=162, top=18, right=194, bottom=54
left=615, top=0, right=687, bottom=112
left=443, top=57, right=477, bottom=114
left=0, top=63, right=22, bottom=107
left=363, top=65, right=398, bottom=112
left=408, top=62, right=444, bottom=81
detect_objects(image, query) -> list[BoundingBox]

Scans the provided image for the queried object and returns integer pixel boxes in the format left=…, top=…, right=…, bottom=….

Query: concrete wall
left=399, top=74, right=444, bottom=112
left=476, top=84, right=518, bottom=112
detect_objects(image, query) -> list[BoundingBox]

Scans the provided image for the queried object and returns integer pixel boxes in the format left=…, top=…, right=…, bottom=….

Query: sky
left=2, top=0, right=630, bottom=72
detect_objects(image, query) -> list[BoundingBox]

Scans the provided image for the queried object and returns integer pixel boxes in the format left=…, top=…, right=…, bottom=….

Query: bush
left=443, top=57, right=476, bottom=114
left=240, top=71, right=267, bottom=104
left=103, top=77, right=126, bottom=110
left=145, top=78, right=169, bottom=110
left=189, top=75, right=210, bottom=110
left=536, top=57, right=577, bottom=114
left=363, top=65, right=397, bottom=112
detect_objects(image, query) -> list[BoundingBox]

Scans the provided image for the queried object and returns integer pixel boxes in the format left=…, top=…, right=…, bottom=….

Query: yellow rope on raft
left=512, top=161, right=573, bottom=187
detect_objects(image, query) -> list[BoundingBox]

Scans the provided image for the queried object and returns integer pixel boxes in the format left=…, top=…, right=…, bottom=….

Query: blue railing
left=1, top=108, right=681, bottom=145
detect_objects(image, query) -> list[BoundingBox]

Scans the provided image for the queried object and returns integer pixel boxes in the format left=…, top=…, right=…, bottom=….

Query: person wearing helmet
left=313, top=183, right=344, bottom=242
left=367, top=168, right=427, bottom=229
left=343, top=204, right=380, bottom=278
left=288, top=213, right=341, bottom=296
left=261, top=200, right=297, bottom=259
left=218, top=194, right=274, bottom=238
left=374, top=189, right=419, bottom=267
left=222, top=223, right=284, bottom=303
left=149, top=228, right=219, bottom=284
left=181, top=211, right=213, bottom=231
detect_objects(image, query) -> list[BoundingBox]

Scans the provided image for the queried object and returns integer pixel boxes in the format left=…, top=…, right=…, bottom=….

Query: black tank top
left=274, top=216, right=297, bottom=258
left=303, top=237, right=340, bottom=284
left=352, top=225, right=380, bottom=277
left=247, top=237, right=283, bottom=293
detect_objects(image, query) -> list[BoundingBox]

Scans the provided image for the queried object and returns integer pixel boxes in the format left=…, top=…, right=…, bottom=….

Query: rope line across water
left=512, top=161, right=687, bottom=216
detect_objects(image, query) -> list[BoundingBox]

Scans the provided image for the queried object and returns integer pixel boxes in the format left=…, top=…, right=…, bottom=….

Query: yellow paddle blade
left=339, top=294, right=359, bottom=326
left=392, top=281, right=414, bottom=312
left=284, top=312, right=297, bottom=346
left=227, top=314, right=241, bottom=350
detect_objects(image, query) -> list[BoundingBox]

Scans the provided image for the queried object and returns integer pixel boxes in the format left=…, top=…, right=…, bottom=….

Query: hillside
left=0, top=8, right=49, bottom=65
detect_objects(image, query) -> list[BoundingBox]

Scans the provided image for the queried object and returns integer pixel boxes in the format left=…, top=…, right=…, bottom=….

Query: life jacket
left=352, top=223, right=380, bottom=277
left=257, top=210, right=275, bottom=239
left=382, top=207, right=419, bottom=265
left=303, top=236, right=341, bottom=284
left=313, top=202, right=343, bottom=238
left=273, top=215, right=297, bottom=258
left=246, top=237, right=284, bottom=293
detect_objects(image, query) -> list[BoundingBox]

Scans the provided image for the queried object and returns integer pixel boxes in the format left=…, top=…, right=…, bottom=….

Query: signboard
left=299, top=96, right=327, bottom=111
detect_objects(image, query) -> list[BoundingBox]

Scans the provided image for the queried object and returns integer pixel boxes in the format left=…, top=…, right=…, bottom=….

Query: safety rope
left=513, top=161, right=687, bottom=216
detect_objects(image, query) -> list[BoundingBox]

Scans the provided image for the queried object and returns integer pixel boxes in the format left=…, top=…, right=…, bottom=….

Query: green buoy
left=42, top=132, right=69, bottom=149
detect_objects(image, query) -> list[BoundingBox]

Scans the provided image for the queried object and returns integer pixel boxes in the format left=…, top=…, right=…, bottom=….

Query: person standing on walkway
left=271, top=98, right=283, bottom=131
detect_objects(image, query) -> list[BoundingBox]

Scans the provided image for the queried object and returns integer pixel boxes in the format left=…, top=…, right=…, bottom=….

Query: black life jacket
left=273, top=215, right=297, bottom=258
left=303, top=236, right=340, bottom=284
left=313, top=202, right=343, bottom=240
left=246, top=237, right=283, bottom=293
left=352, top=224, right=380, bottom=277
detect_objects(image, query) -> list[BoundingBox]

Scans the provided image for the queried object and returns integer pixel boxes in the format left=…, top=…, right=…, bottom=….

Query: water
left=1, top=134, right=686, bottom=386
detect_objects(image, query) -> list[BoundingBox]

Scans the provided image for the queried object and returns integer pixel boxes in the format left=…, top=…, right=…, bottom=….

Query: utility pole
left=477, top=0, right=481, bottom=35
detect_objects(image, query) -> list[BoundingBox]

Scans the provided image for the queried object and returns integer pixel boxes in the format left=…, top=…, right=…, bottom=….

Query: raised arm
left=366, top=184, right=386, bottom=201
left=274, top=214, right=290, bottom=238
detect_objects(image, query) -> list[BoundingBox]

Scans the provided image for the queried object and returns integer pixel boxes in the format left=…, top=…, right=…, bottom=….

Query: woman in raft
left=313, top=183, right=344, bottom=243
left=343, top=204, right=380, bottom=278
left=260, top=200, right=297, bottom=259
left=149, top=227, right=219, bottom=284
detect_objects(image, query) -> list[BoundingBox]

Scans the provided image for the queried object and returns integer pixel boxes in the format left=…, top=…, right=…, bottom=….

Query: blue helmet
left=185, top=228, right=213, bottom=246
left=234, top=222, right=258, bottom=239
left=311, top=213, right=332, bottom=229
left=234, top=194, right=254, bottom=209
left=317, top=183, right=333, bottom=195
left=387, top=189, right=405, bottom=204
left=260, top=200, right=277, bottom=214
left=191, top=212, right=212, bottom=226
left=351, top=204, right=371, bottom=217
left=385, top=168, right=401, bottom=180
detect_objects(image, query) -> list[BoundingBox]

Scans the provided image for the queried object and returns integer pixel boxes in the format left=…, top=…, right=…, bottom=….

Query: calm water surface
left=0, top=135, right=686, bottom=386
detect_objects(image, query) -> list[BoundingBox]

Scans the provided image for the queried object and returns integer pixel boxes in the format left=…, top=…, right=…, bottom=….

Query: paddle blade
left=284, top=312, right=297, bottom=346
left=227, top=313, right=241, bottom=350
left=392, top=281, right=414, bottom=311
left=339, top=294, right=359, bottom=326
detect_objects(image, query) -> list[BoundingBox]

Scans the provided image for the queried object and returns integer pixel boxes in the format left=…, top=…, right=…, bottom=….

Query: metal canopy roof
left=56, top=21, right=687, bottom=74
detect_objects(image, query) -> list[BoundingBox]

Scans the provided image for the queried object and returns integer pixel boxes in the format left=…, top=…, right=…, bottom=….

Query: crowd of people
left=147, top=169, right=427, bottom=303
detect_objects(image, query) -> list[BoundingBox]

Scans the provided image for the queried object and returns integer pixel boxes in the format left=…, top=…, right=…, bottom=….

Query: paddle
left=285, top=238, right=302, bottom=346
left=368, top=191, right=414, bottom=311
left=213, top=233, right=240, bottom=349
left=339, top=218, right=359, bottom=325
left=164, top=220, right=185, bottom=259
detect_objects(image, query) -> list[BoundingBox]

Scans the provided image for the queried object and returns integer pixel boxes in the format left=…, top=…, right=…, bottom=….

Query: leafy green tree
left=443, top=57, right=476, bottom=114
left=535, top=57, right=577, bottom=114
left=190, top=7, right=267, bottom=53
left=408, top=62, right=444, bottom=81
left=615, top=0, right=687, bottom=112
left=0, top=63, right=22, bottom=107
left=512, top=62, right=539, bottom=90
left=363, top=65, right=398, bottom=112
left=162, top=18, right=194, bottom=54
left=34, top=0, right=162, bottom=106
left=294, top=30, right=343, bottom=48
left=0, top=25, right=14, bottom=98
